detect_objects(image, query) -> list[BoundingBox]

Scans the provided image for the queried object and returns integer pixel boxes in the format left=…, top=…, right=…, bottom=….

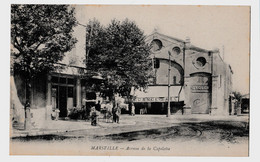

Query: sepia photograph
left=9, top=3, right=251, bottom=156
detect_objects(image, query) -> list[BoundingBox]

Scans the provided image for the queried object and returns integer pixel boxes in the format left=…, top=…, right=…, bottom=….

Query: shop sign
left=191, top=85, right=209, bottom=92
left=133, top=97, right=178, bottom=102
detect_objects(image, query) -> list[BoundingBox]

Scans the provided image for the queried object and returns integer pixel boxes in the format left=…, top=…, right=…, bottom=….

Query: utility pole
left=167, top=51, right=171, bottom=117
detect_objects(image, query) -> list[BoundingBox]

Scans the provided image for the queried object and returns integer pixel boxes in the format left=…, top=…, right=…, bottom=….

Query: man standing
left=115, top=104, right=121, bottom=123
left=95, top=100, right=101, bottom=112
left=112, top=105, right=117, bottom=123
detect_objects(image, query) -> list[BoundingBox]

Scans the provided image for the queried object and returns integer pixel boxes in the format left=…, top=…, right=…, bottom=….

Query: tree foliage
left=233, top=91, right=242, bottom=102
left=85, top=19, right=152, bottom=97
left=11, top=5, right=77, bottom=109
left=11, top=4, right=77, bottom=76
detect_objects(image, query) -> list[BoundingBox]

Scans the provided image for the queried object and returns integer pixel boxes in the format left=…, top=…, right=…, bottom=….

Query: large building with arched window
left=132, top=32, right=234, bottom=115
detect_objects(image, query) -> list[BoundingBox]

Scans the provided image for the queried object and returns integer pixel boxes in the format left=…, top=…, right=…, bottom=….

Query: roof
left=146, top=31, right=185, bottom=43
left=188, top=45, right=209, bottom=53
left=242, top=93, right=250, bottom=99
left=146, top=31, right=211, bottom=53
left=52, top=63, right=86, bottom=76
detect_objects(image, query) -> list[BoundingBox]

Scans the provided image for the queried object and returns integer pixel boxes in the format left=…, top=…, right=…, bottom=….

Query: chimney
left=185, top=37, right=191, bottom=48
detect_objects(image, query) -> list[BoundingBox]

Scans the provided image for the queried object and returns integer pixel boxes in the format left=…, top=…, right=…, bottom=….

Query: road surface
left=10, top=115, right=249, bottom=156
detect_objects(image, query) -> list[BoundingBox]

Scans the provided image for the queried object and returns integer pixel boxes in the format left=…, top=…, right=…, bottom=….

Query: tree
left=233, top=91, right=242, bottom=101
left=233, top=91, right=242, bottom=105
left=11, top=5, right=77, bottom=127
left=85, top=19, right=153, bottom=101
left=232, top=91, right=243, bottom=114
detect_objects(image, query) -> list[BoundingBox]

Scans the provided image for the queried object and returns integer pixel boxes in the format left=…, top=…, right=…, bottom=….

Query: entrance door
left=189, top=73, right=211, bottom=114
left=59, top=86, right=67, bottom=117
left=190, top=93, right=210, bottom=114
left=51, top=85, right=58, bottom=109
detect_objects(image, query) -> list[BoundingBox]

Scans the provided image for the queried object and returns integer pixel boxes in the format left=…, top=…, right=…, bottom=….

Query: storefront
left=50, top=75, right=77, bottom=117
left=132, top=86, right=185, bottom=114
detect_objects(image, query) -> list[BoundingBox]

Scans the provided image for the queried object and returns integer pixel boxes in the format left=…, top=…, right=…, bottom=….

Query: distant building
left=132, top=32, right=234, bottom=115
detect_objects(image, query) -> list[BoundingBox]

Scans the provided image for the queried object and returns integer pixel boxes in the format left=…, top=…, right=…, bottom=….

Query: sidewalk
left=11, top=114, right=249, bottom=138
left=11, top=118, right=136, bottom=138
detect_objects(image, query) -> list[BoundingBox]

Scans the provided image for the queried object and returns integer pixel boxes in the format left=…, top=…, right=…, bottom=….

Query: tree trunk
left=24, top=73, right=32, bottom=130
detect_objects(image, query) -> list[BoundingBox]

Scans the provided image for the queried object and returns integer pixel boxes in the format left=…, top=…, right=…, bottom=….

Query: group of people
left=139, top=107, right=147, bottom=115
left=90, top=101, right=122, bottom=126
left=51, top=101, right=147, bottom=125
left=130, top=104, right=147, bottom=115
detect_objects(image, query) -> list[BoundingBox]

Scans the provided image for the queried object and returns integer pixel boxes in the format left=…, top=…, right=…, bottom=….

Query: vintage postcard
left=9, top=4, right=250, bottom=156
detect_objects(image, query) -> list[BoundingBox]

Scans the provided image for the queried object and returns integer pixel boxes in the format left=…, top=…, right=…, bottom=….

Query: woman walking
left=131, top=103, right=135, bottom=116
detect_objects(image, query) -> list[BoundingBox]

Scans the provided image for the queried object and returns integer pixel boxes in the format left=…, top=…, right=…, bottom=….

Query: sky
left=69, top=5, right=250, bottom=95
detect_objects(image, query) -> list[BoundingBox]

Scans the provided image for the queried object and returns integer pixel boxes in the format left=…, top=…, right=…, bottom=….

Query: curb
left=11, top=128, right=96, bottom=138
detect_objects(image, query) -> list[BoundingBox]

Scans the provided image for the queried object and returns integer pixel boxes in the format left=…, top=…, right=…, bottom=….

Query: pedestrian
left=106, top=102, right=113, bottom=123
left=51, top=109, right=56, bottom=120
left=112, top=105, right=117, bottom=123
left=55, top=108, right=60, bottom=121
left=140, top=108, right=143, bottom=115
left=90, top=107, right=98, bottom=126
left=115, top=104, right=121, bottom=123
left=81, top=105, right=87, bottom=120
left=95, top=100, right=101, bottom=112
left=131, top=103, right=135, bottom=116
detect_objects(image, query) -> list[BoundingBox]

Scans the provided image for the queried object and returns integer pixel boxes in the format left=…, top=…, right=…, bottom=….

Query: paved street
left=10, top=114, right=249, bottom=156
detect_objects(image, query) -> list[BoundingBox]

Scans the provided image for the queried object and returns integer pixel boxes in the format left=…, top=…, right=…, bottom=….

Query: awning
left=132, top=86, right=185, bottom=103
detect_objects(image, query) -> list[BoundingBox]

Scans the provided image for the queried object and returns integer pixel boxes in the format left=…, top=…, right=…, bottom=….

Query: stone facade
left=133, top=31, right=233, bottom=115
left=12, top=65, right=89, bottom=128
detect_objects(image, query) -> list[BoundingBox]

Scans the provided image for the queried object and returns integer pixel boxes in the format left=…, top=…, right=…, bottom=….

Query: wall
left=155, top=59, right=183, bottom=85
left=189, top=73, right=211, bottom=114
left=11, top=76, right=25, bottom=126
left=146, top=32, right=184, bottom=68
left=14, top=72, right=47, bottom=109
left=31, top=75, right=47, bottom=108
left=184, top=49, right=211, bottom=75
left=14, top=73, right=26, bottom=105
left=212, top=53, right=233, bottom=115
left=146, top=32, right=233, bottom=115
left=13, top=73, right=48, bottom=128
left=184, top=48, right=212, bottom=114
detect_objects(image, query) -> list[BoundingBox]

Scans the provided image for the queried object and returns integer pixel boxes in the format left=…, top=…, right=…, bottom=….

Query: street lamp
left=167, top=51, right=171, bottom=117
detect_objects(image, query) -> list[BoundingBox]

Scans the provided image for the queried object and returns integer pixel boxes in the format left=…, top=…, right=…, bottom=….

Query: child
left=90, top=107, right=98, bottom=126
left=55, top=108, right=60, bottom=121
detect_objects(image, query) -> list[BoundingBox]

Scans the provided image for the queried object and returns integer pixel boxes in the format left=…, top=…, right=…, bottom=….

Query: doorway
left=59, top=86, right=67, bottom=117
